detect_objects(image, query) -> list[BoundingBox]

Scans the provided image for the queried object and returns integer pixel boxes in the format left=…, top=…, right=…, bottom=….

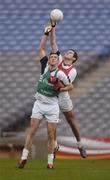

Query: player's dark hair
left=49, top=51, right=59, bottom=56
left=49, top=52, right=59, bottom=59
left=69, top=49, right=78, bottom=63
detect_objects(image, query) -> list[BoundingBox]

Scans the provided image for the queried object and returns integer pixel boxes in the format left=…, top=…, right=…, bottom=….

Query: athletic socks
left=77, top=141, right=83, bottom=148
left=48, top=154, right=54, bottom=165
left=21, top=148, right=29, bottom=160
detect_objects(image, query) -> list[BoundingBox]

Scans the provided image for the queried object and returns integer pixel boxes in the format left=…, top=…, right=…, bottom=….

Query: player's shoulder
left=40, top=55, right=48, bottom=62
left=70, top=66, right=77, bottom=74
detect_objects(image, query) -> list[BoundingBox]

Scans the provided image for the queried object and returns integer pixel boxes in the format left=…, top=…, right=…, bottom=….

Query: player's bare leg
left=53, top=126, right=59, bottom=159
left=47, top=122, right=56, bottom=169
left=54, top=111, right=87, bottom=159
left=63, top=111, right=87, bottom=158
left=18, top=118, right=40, bottom=169
left=64, top=111, right=81, bottom=141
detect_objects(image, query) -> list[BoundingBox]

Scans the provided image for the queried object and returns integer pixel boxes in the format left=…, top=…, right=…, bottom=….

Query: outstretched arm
left=38, top=23, right=52, bottom=59
left=38, top=34, right=48, bottom=59
left=50, top=26, right=59, bottom=53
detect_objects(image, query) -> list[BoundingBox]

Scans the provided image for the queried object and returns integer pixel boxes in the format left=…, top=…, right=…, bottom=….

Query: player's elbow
left=38, top=47, right=45, bottom=59
left=61, top=84, right=73, bottom=92
left=38, top=45, right=44, bottom=54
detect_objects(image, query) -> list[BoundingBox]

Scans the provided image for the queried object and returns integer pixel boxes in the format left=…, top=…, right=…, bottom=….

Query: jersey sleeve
left=68, top=68, right=77, bottom=82
left=40, top=56, right=48, bottom=74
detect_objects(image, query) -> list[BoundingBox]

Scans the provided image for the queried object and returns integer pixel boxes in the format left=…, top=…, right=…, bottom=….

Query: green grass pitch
left=0, top=158, right=110, bottom=180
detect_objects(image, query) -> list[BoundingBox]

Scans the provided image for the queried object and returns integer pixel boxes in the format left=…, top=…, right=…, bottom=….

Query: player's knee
left=65, top=112, right=75, bottom=123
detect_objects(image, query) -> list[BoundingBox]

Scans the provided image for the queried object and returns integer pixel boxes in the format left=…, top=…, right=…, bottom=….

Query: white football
left=50, top=9, right=64, bottom=22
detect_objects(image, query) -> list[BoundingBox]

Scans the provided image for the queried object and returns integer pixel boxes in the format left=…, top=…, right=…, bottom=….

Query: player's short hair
left=49, top=52, right=59, bottom=59
left=49, top=51, right=59, bottom=56
left=69, top=49, right=78, bottom=63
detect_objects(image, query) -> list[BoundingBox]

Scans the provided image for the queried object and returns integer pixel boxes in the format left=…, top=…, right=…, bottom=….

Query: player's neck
left=63, top=59, right=73, bottom=66
left=63, top=61, right=71, bottom=66
left=49, top=64, right=57, bottom=71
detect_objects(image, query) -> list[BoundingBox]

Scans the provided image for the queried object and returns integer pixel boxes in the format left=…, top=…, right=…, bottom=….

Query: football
left=50, top=9, right=64, bottom=22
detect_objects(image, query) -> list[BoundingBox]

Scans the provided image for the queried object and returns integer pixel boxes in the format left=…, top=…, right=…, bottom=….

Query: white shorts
left=31, top=100, right=59, bottom=123
left=59, top=98, right=73, bottom=112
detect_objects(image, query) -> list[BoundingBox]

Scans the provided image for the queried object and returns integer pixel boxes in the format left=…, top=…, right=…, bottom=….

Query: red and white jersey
left=58, top=54, right=77, bottom=83
left=57, top=54, right=77, bottom=102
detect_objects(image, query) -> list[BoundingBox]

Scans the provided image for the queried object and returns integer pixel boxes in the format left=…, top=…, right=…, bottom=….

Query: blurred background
left=0, top=0, right=110, bottom=159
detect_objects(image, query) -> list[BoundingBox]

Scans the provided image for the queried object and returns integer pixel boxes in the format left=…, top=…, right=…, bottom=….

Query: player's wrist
left=52, top=23, right=56, bottom=27
left=59, top=87, right=64, bottom=91
left=44, top=32, right=49, bottom=36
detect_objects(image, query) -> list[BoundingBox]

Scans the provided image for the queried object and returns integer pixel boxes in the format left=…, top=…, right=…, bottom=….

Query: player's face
left=49, top=54, right=59, bottom=66
left=64, top=50, right=74, bottom=60
left=64, top=50, right=75, bottom=65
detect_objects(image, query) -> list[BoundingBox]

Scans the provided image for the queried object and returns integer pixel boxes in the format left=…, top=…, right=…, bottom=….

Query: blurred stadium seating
left=0, top=0, right=110, bottom=140
left=0, top=0, right=110, bottom=54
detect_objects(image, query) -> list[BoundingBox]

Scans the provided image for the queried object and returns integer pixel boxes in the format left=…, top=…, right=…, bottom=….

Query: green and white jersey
left=35, top=66, right=69, bottom=104
left=37, top=69, right=59, bottom=97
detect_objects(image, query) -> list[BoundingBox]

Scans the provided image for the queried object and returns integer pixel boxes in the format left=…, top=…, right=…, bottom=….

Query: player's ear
left=72, top=57, right=77, bottom=63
